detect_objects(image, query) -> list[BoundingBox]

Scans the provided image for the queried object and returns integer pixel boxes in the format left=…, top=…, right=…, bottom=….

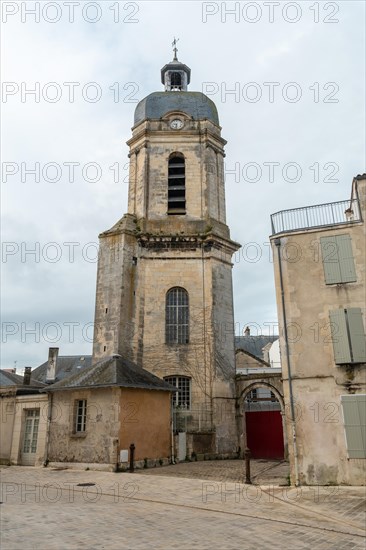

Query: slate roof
left=134, top=92, right=219, bottom=126
left=42, top=355, right=177, bottom=393
left=0, top=370, right=45, bottom=390
left=0, top=370, right=25, bottom=386
left=31, top=355, right=92, bottom=384
left=235, top=336, right=278, bottom=360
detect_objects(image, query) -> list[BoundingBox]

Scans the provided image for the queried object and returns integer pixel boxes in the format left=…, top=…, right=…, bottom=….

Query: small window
left=164, top=376, right=191, bottom=409
left=75, top=399, right=87, bottom=433
left=166, top=287, right=189, bottom=344
left=329, top=308, right=366, bottom=364
left=341, top=395, right=366, bottom=458
left=320, top=234, right=357, bottom=284
left=168, top=155, right=186, bottom=215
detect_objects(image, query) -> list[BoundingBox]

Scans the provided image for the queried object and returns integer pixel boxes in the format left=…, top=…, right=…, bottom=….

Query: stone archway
left=236, top=374, right=287, bottom=459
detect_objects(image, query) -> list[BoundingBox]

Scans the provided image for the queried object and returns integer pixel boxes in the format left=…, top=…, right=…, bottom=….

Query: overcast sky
left=1, top=1, right=365, bottom=371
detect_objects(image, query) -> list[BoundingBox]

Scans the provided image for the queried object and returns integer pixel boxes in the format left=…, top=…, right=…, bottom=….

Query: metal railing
left=271, top=198, right=361, bottom=235
left=173, top=408, right=212, bottom=433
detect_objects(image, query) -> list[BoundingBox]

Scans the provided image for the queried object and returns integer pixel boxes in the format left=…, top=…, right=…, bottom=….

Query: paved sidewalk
left=1, top=466, right=365, bottom=549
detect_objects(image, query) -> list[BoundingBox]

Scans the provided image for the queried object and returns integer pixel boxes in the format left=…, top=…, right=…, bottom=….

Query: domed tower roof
left=134, top=92, right=219, bottom=126
left=134, top=42, right=219, bottom=126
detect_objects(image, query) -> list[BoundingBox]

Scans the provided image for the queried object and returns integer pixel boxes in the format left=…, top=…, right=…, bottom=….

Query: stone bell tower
left=92, top=47, right=240, bottom=455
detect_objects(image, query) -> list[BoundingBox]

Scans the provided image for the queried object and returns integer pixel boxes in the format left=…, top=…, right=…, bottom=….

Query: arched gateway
left=236, top=374, right=287, bottom=460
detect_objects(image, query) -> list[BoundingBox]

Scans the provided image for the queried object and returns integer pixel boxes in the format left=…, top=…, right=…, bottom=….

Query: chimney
left=244, top=326, right=250, bottom=337
left=46, top=347, right=59, bottom=383
left=263, top=347, right=270, bottom=363
left=23, top=367, right=32, bottom=386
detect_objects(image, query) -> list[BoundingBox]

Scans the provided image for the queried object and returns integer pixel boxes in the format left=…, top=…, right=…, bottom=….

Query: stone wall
left=0, top=390, right=17, bottom=464
left=48, top=388, right=120, bottom=468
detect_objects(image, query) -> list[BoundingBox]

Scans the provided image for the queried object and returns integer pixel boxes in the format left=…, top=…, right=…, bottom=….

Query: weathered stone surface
left=92, top=100, right=241, bottom=456
left=270, top=175, right=366, bottom=485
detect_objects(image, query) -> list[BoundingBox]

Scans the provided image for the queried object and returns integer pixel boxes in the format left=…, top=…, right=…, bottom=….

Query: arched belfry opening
left=170, top=72, right=182, bottom=90
left=168, top=154, right=186, bottom=214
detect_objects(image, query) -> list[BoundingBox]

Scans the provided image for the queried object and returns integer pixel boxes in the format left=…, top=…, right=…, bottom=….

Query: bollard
left=244, top=447, right=252, bottom=484
left=129, top=443, right=135, bottom=473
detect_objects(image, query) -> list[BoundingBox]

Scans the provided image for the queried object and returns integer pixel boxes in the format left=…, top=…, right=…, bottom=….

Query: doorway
left=21, top=409, right=40, bottom=465
left=245, top=388, right=284, bottom=459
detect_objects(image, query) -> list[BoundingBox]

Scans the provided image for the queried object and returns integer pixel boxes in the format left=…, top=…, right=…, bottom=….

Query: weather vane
left=172, top=37, right=179, bottom=60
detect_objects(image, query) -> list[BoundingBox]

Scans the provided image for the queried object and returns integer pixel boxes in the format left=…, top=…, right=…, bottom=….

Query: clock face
left=170, top=119, right=184, bottom=130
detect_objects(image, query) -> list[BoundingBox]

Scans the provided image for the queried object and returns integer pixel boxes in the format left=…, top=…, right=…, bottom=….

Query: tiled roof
left=31, top=355, right=92, bottom=384
left=235, top=336, right=278, bottom=360
left=43, top=355, right=176, bottom=393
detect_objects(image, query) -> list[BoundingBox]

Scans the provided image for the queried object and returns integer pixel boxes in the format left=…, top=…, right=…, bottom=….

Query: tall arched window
left=168, top=154, right=186, bottom=215
left=166, top=287, right=189, bottom=344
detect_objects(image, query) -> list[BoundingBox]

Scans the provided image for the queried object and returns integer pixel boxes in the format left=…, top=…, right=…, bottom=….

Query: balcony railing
left=271, top=198, right=362, bottom=235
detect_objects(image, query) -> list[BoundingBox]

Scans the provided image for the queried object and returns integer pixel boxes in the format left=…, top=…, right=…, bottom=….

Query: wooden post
left=129, top=443, right=135, bottom=473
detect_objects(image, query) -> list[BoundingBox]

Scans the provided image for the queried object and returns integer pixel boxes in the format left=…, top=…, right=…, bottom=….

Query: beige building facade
left=270, top=174, right=366, bottom=485
left=92, top=54, right=240, bottom=456
left=0, top=389, right=48, bottom=467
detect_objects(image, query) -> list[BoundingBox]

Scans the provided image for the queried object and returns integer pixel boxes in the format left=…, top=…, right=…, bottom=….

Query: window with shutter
left=320, top=234, right=357, bottom=284
left=329, top=308, right=366, bottom=364
left=341, top=395, right=366, bottom=458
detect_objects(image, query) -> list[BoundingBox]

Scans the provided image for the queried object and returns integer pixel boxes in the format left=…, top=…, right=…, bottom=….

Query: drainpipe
left=43, top=391, right=53, bottom=466
left=170, top=399, right=175, bottom=464
left=274, top=238, right=300, bottom=486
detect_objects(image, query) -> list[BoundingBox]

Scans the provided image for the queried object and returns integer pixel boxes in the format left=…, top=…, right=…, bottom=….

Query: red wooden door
left=245, top=410, right=284, bottom=459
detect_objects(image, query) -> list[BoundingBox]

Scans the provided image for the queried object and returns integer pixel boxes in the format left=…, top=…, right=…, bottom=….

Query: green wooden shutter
left=346, top=308, right=366, bottom=363
left=320, top=234, right=357, bottom=284
left=341, top=395, right=366, bottom=458
left=329, top=309, right=351, bottom=363
left=337, top=235, right=357, bottom=283
left=320, top=236, right=342, bottom=284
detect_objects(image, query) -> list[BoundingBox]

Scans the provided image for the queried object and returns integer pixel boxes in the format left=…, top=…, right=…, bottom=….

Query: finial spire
left=172, top=37, right=179, bottom=61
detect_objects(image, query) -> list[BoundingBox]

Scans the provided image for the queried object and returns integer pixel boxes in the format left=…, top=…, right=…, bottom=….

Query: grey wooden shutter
left=347, top=308, right=366, bottom=363
left=329, top=309, right=351, bottom=363
left=320, top=234, right=356, bottom=284
left=320, top=236, right=342, bottom=284
left=341, top=395, right=366, bottom=458
left=337, top=234, right=357, bottom=283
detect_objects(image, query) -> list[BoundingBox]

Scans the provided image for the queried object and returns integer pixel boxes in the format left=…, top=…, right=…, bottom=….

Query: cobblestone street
left=1, top=464, right=365, bottom=549
left=138, top=458, right=290, bottom=485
